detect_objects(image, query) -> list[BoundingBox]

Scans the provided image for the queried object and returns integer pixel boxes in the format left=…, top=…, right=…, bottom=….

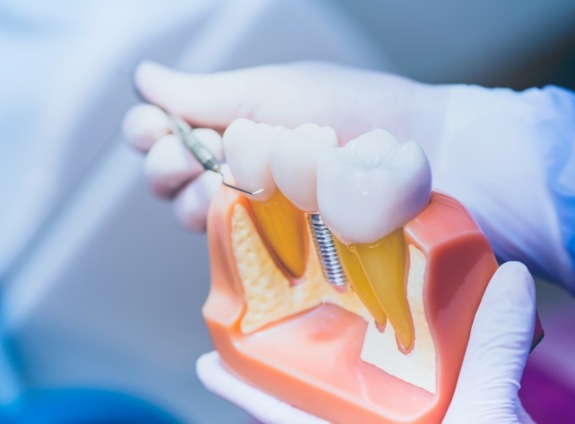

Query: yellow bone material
left=351, top=228, right=414, bottom=352
left=334, top=237, right=387, bottom=327
left=248, top=190, right=309, bottom=279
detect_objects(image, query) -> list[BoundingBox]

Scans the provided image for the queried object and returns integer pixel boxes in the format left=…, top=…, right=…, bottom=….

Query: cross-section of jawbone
left=204, top=183, right=499, bottom=423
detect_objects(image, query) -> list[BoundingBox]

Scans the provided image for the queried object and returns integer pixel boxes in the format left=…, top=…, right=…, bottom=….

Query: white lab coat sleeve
left=434, top=84, right=575, bottom=292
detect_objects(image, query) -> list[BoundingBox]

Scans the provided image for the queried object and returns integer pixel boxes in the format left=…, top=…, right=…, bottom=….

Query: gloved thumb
left=197, top=352, right=328, bottom=424
left=134, top=61, right=268, bottom=129
left=133, top=61, right=445, bottom=145
left=444, top=261, right=536, bottom=423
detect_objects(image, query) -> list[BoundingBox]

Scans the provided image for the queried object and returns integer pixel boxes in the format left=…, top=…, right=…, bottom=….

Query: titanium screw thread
left=308, top=213, right=348, bottom=292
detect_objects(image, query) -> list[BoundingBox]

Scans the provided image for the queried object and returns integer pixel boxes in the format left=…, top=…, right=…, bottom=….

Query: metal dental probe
left=169, top=115, right=263, bottom=196
left=308, top=213, right=349, bottom=292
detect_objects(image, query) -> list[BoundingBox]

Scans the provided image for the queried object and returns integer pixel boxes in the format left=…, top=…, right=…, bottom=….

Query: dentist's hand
left=122, top=60, right=575, bottom=291
left=122, top=61, right=438, bottom=232
left=195, top=262, right=537, bottom=424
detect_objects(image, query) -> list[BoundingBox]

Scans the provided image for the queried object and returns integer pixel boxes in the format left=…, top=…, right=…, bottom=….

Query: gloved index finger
left=135, top=61, right=258, bottom=129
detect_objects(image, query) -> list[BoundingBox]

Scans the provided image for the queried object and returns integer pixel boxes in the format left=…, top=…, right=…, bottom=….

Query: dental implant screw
left=308, top=213, right=348, bottom=292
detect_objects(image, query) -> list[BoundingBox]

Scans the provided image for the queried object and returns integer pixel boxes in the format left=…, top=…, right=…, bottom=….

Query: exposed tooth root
left=333, top=237, right=387, bottom=327
left=308, top=213, right=348, bottom=292
left=352, top=228, right=414, bottom=352
left=248, top=190, right=308, bottom=279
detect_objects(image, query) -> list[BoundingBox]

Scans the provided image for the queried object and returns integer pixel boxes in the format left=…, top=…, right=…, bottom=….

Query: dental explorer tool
left=169, top=115, right=263, bottom=196
left=308, top=213, right=348, bottom=292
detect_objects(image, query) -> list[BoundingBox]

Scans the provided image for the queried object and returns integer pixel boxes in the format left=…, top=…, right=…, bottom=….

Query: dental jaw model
left=204, top=121, right=530, bottom=423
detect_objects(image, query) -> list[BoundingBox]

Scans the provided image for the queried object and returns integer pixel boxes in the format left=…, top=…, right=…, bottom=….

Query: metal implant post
left=308, top=213, right=348, bottom=292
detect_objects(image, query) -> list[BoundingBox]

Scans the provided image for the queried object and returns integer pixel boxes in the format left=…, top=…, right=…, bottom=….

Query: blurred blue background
left=1, top=0, right=574, bottom=423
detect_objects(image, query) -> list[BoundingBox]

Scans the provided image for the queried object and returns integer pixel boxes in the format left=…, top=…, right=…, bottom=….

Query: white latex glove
left=195, top=262, right=536, bottom=424
left=122, top=104, right=227, bottom=232
left=123, top=61, right=575, bottom=292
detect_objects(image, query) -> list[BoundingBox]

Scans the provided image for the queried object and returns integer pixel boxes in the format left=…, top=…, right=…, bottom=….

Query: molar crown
left=317, top=129, right=431, bottom=245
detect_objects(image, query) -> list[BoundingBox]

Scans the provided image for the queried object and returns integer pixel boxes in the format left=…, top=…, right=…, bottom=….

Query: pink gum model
left=203, top=189, right=543, bottom=424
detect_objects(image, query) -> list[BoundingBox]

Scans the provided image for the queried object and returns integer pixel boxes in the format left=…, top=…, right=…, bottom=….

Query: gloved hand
left=195, top=262, right=536, bottom=424
left=122, top=61, right=430, bottom=231
left=123, top=61, right=575, bottom=292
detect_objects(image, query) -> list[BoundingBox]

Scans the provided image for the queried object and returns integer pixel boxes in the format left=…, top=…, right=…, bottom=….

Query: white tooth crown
left=269, top=124, right=338, bottom=212
left=223, top=118, right=283, bottom=201
left=317, top=129, right=431, bottom=245
left=292, top=123, right=338, bottom=145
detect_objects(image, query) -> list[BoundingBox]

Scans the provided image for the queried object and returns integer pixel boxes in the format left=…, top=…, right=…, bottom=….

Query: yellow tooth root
left=353, top=229, right=414, bottom=352
left=334, top=237, right=387, bottom=328
left=248, top=190, right=308, bottom=279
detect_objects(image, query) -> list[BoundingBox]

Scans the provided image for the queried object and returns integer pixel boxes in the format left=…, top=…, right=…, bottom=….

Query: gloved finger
left=173, top=169, right=222, bottom=232
left=196, top=351, right=329, bottom=424
left=134, top=61, right=444, bottom=144
left=444, top=261, right=536, bottom=423
left=135, top=61, right=263, bottom=129
left=144, top=129, right=223, bottom=198
left=122, top=103, right=171, bottom=152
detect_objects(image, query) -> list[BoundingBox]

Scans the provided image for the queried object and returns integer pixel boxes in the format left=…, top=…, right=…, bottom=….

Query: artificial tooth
left=333, top=237, right=387, bottom=327
left=223, top=119, right=308, bottom=279
left=269, top=124, right=386, bottom=303
left=317, top=129, right=431, bottom=352
left=269, top=123, right=338, bottom=213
